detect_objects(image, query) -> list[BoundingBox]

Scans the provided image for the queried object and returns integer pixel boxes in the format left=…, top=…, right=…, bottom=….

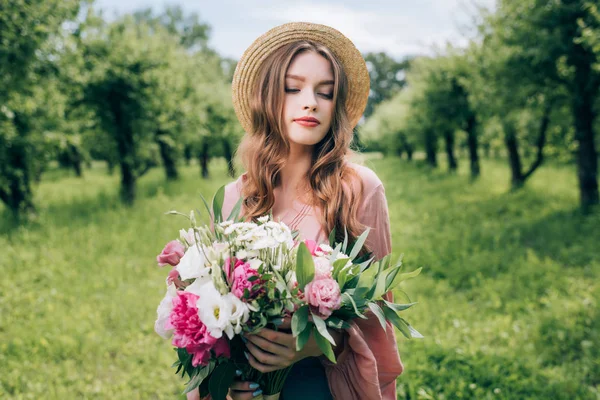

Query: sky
left=93, top=0, right=497, bottom=61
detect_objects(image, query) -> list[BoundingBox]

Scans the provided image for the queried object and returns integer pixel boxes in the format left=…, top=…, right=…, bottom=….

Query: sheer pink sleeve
left=320, top=183, right=404, bottom=400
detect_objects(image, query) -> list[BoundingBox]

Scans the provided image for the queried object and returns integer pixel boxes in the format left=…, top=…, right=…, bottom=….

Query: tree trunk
left=465, top=113, right=480, bottom=178
left=199, top=140, right=210, bottom=179
left=571, top=59, right=599, bottom=212
left=3, top=113, right=36, bottom=219
left=157, top=133, right=179, bottom=180
left=424, top=129, right=437, bottom=167
left=107, top=159, right=115, bottom=175
left=184, top=144, right=193, bottom=166
left=120, top=162, right=136, bottom=205
left=111, top=96, right=137, bottom=205
left=503, top=122, right=524, bottom=190
left=222, top=138, right=236, bottom=178
left=406, top=145, right=413, bottom=161
left=443, top=129, right=458, bottom=171
left=70, top=144, right=82, bottom=178
left=522, top=101, right=552, bottom=181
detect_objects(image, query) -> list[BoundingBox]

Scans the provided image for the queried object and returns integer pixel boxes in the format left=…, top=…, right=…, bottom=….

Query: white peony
left=177, top=245, right=209, bottom=281
left=196, top=282, right=233, bottom=339
left=154, top=283, right=177, bottom=339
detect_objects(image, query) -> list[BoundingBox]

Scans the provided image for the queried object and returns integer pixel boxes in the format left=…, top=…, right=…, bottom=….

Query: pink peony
left=231, top=261, right=260, bottom=299
left=157, top=240, right=185, bottom=267
left=224, top=257, right=245, bottom=286
left=304, top=278, right=342, bottom=319
left=165, top=291, right=227, bottom=366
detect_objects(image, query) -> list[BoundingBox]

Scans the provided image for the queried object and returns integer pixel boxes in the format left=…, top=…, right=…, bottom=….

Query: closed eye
left=285, top=88, right=333, bottom=99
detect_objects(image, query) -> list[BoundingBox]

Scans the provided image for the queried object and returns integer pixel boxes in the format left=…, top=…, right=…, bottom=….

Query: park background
left=1, top=0, right=599, bottom=399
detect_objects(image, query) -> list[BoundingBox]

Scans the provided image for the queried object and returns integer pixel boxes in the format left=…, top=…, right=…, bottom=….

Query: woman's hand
left=244, top=317, right=343, bottom=373
left=228, top=379, right=263, bottom=400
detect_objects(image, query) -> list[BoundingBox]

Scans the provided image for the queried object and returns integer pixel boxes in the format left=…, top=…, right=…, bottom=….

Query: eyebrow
left=285, top=74, right=334, bottom=85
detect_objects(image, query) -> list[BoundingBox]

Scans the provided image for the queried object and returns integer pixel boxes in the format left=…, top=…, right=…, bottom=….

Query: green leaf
left=312, top=314, right=336, bottom=346
left=348, top=228, right=370, bottom=260
left=295, top=242, right=315, bottom=291
left=382, top=305, right=411, bottom=339
left=341, top=292, right=368, bottom=319
left=342, top=227, right=348, bottom=253
left=368, top=302, right=388, bottom=332
left=388, top=267, right=422, bottom=289
left=383, top=300, right=418, bottom=312
left=291, top=305, right=309, bottom=337
left=212, top=185, right=225, bottom=224
left=325, top=317, right=351, bottom=330
left=332, top=257, right=350, bottom=280
left=199, top=194, right=212, bottom=221
left=183, top=361, right=215, bottom=394
left=313, top=326, right=336, bottom=363
left=296, top=325, right=312, bottom=351
left=328, top=227, right=337, bottom=247
left=208, top=361, right=237, bottom=400
left=403, top=319, right=424, bottom=338
left=227, top=196, right=244, bottom=221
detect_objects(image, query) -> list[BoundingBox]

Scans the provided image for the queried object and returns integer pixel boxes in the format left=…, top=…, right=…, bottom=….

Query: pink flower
left=190, top=336, right=230, bottom=367
left=231, top=261, right=260, bottom=299
left=304, top=239, right=318, bottom=255
left=314, top=256, right=333, bottom=279
left=304, top=278, right=342, bottom=319
left=224, top=257, right=245, bottom=286
left=167, top=268, right=187, bottom=289
left=165, top=292, right=224, bottom=366
left=157, top=240, right=185, bottom=267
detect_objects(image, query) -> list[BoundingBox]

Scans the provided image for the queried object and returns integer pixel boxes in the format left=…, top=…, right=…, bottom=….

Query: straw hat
left=231, top=22, right=370, bottom=134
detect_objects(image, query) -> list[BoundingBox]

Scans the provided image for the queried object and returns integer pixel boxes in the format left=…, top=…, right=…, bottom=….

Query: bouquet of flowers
left=153, top=186, right=422, bottom=400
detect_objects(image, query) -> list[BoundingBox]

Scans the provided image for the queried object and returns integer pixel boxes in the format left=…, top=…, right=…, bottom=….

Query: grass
left=0, top=156, right=598, bottom=399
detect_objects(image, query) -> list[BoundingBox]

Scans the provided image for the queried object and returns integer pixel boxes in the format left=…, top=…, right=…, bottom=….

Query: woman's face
left=282, top=50, right=335, bottom=148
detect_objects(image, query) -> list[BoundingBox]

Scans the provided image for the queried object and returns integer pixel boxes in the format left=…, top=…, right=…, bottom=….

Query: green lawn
left=1, top=157, right=598, bottom=399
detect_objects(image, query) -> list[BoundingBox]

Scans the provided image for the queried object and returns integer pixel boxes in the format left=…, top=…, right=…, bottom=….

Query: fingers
left=245, top=332, right=290, bottom=357
left=229, top=380, right=262, bottom=400
left=245, top=346, right=284, bottom=373
left=253, top=327, right=292, bottom=346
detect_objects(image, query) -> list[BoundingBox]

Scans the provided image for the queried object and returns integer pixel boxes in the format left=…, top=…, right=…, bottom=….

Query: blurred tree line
left=0, top=0, right=242, bottom=217
left=362, top=0, right=600, bottom=213
left=1, top=0, right=599, bottom=220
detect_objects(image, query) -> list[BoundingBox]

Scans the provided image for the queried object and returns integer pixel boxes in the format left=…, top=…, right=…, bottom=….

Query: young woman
left=188, top=22, right=403, bottom=400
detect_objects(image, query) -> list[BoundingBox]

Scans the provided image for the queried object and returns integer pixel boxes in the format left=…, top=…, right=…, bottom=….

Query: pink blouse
left=221, top=162, right=404, bottom=400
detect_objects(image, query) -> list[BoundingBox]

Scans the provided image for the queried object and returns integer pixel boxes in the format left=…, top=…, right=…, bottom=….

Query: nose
left=302, top=91, right=318, bottom=111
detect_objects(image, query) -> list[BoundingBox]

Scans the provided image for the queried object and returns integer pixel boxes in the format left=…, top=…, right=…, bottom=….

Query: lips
left=294, top=117, right=320, bottom=124
left=294, top=117, right=320, bottom=127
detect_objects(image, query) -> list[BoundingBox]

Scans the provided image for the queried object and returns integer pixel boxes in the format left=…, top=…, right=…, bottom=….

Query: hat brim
left=232, top=22, right=370, bottom=134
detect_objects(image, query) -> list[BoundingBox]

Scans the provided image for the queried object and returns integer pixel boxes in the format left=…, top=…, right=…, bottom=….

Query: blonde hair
left=236, top=40, right=368, bottom=252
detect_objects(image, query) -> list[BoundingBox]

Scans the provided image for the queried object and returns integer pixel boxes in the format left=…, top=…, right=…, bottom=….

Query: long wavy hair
left=236, top=40, right=368, bottom=252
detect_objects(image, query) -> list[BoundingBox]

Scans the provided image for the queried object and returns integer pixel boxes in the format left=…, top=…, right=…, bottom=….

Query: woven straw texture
left=231, top=22, right=370, bottom=134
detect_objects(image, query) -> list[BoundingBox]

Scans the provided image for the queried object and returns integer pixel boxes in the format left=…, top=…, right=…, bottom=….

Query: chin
left=288, top=130, right=327, bottom=147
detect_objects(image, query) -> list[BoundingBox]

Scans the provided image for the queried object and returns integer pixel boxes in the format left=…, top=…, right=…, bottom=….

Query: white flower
left=319, top=244, right=334, bottom=254
left=184, top=273, right=212, bottom=295
left=179, top=228, right=196, bottom=246
left=154, top=283, right=177, bottom=339
left=219, top=220, right=233, bottom=227
left=314, top=256, right=333, bottom=278
left=286, top=271, right=297, bottom=291
left=248, top=258, right=263, bottom=270
left=177, top=245, right=208, bottom=281
left=226, top=293, right=250, bottom=336
left=196, top=282, right=233, bottom=339
left=204, top=241, right=230, bottom=264
left=252, top=236, right=279, bottom=250
left=257, top=215, right=270, bottom=223
left=235, top=250, right=248, bottom=260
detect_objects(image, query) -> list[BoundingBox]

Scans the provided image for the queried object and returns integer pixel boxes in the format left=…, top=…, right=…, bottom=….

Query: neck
left=278, top=142, right=313, bottom=200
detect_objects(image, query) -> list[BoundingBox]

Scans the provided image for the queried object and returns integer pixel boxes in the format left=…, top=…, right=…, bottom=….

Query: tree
left=363, top=52, right=411, bottom=119
left=489, top=0, right=599, bottom=210
left=0, top=0, right=80, bottom=218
